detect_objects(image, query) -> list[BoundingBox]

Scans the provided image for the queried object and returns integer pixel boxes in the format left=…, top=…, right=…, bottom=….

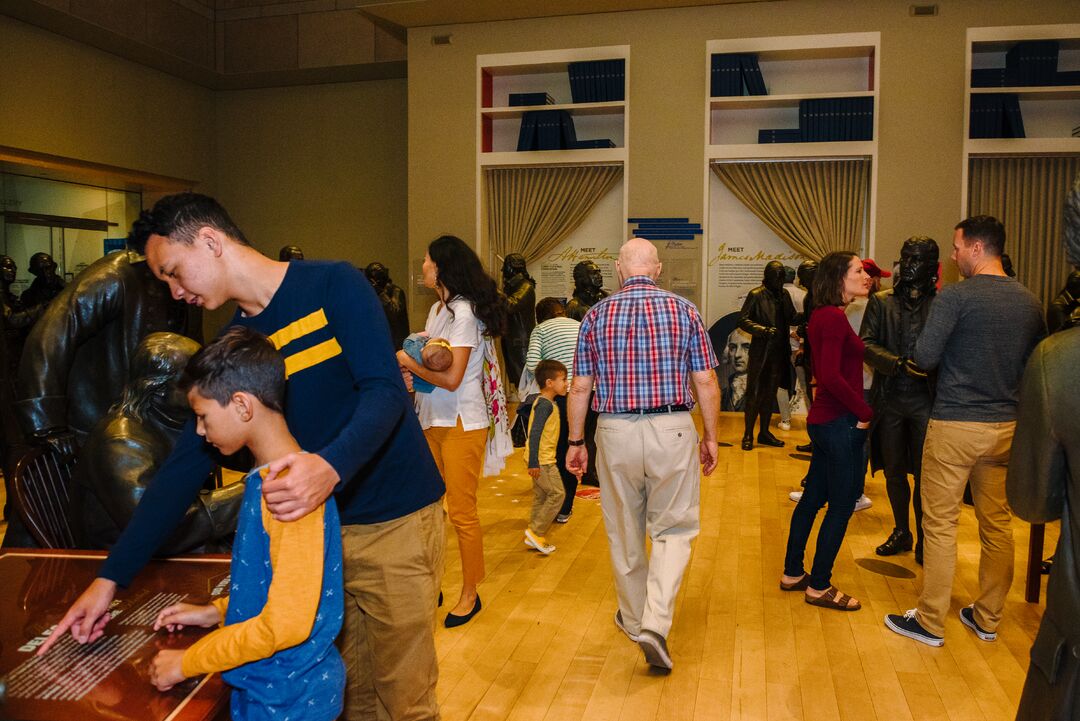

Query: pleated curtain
left=485, top=164, right=623, bottom=265
left=711, top=159, right=871, bottom=261
left=968, top=156, right=1080, bottom=307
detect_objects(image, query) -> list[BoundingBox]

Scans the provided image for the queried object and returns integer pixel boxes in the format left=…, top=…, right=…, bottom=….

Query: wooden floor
left=432, top=412, right=1051, bottom=721
left=0, top=412, right=1050, bottom=720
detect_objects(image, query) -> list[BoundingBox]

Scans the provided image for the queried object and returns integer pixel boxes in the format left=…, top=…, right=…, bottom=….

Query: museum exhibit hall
left=1, top=1, right=1079, bottom=720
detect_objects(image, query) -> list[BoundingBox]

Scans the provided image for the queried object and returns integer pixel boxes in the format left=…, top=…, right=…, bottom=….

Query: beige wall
left=0, top=14, right=216, bottom=185
left=407, top=0, right=1080, bottom=315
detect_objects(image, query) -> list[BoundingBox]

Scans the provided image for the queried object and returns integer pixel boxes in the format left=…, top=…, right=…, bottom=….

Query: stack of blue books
left=516, top=111, right=615, bottom=151
left=796, top=97, right=874, bottom=142
left=567, top=60, right=625, bottom=103
left=969, top=94, right=1025, bottom=138
left=628, top=218, right=702, bottom=241
left=509, top=92, right=555, bottom=107
left=972, top=40, right=1078, bottom=87
left=710, top=54, right=768, bottom=97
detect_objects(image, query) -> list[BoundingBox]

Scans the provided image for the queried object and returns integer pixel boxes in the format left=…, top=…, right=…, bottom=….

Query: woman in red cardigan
left=779, top=251, right=872, bottom=611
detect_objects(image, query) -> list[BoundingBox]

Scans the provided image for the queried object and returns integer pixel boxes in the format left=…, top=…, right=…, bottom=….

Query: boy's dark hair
left=955, top=215, right=1005, bottom=257
left=535, top=297, right=566, bottom=324
left=179, top=326, right=285, bottom=413
left=128, top=192, right=250, bottom=254
left=813, top=251, right=858, bottom=308
left=535, top=359, right=567, bottom=388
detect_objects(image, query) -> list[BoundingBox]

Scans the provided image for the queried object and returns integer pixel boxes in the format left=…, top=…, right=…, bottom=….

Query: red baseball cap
left=862, top=259, right=891, bottom=278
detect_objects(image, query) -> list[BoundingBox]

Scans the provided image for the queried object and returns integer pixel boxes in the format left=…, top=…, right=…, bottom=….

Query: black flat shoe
left=757, top=433, right=785, bottom=448
left=796, top=442, right=813, bottom=453
left=741, top=435, right=753, bottom=451
left=444, top=596, right=482, bottom=628
left=876, top=529, right=913, bottom=556
left=914, top=539, right=924, bottom=566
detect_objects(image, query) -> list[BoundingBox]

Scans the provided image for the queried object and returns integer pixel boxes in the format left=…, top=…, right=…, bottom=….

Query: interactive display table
left=0, top=550, right=231, bottom=721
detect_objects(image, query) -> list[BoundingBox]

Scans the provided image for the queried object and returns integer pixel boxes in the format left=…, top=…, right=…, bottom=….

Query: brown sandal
left=805, top=586, right=861, bottom=611
left=779, top=574, right=810, bottom=592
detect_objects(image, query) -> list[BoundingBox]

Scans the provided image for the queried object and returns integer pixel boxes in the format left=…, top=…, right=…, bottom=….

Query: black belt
left=621, top=404, right=690, bottom=415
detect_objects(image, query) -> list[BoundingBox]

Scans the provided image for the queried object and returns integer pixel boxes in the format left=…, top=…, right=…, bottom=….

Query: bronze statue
left=738, top=261, right=797, bottom=450
left=71, top=332, right=243, bottom=552
left=0, top=256, right=44, bottom=375
left=279, top=245, right=304, bottom=261
left=19, top=252, right=65, bottom=308
left=15, top=248, right=201, bottom=462
left=566, top=260, right=608, bottom=321
left=1047, top=269, right=1080, bottom=335
left=365, top=262, right=409, bottom=350
left=862, top=236, right=939, bottom=564
left=501, top=253, right=536, bottom=387
left=1009, top=197, right=1080, bottom=720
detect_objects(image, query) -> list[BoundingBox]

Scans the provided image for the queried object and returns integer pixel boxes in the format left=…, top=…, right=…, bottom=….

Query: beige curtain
left=485, top=164, right=622, bottom=265
left=711, top=159, right=871, bottom=260
left=969, top=156, right=1080, bottom=307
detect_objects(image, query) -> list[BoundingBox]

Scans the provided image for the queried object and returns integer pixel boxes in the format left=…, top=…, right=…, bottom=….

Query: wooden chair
left=11, top=446, right=77, bottom=548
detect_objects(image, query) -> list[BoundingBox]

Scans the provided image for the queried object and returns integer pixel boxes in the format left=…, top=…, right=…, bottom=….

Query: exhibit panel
left=0, top=551, right=229, bottom=721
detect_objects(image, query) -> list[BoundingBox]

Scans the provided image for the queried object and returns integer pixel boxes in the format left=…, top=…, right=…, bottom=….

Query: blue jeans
left=783, top=413, right=866, bottom=591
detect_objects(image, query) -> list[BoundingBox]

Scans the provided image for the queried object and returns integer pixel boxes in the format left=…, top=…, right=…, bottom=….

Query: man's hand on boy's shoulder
left=262, top=452, right=339, bottom=522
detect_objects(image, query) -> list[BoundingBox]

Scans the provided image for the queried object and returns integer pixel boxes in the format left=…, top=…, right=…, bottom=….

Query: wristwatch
left=567, top=438, right=585, bottom=447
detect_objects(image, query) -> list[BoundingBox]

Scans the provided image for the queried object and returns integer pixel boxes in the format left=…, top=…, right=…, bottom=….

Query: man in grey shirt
left=885, top=215, right=1044, bottom=647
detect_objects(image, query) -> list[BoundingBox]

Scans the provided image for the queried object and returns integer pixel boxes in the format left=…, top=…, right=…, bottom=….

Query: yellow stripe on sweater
left=268, top=309, right=328, bottom=350
left=283, top=337, right=342, bottom=378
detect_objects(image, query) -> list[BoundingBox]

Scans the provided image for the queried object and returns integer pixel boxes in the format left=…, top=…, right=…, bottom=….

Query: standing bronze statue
left=72, top=332, right=243, bottom=552
left=501, top=253, right=536, bottom=387
left=278, top=245, right=304, bottom=261
left=0, top=256, right=44, bottom=375
left=15, top=246, right=201, bottom=462
left=1047, top=269, right=1080, bottom=335
left=566, top=260, right=608, bottom=321
left=19, top=252, right=65, bottom=308
left=862, top=236, right=939, bottom=564
left=738, top=261, right=797, bottom=450
left=365, top=262, right=409, bottom=351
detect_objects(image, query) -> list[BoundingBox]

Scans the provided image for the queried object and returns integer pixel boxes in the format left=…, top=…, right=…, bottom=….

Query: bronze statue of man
left=279, top=245, right=304, bottom=261
left=738, top=261, right=797, bottom=450
left=365, top=262, right=409, bottom=350
left=862, top=236, right=939, bottom=564
left=72, top=332, right=243, bottom=552
left=501, top=253, right=536, bottom=387
left=19, top=252, right=65, bottom=308
left=1047, top=269, right=1080, bottom=335
left=566, top=260, right=608, bottom=321
left=16, top=237, right=201, bottom=462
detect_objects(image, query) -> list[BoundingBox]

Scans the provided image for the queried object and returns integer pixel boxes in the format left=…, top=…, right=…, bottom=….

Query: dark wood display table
left=0, top=549, right=231, bottom=721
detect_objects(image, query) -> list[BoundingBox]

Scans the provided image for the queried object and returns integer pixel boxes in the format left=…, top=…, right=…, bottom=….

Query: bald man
left=567, top=237, right=719, bottom=671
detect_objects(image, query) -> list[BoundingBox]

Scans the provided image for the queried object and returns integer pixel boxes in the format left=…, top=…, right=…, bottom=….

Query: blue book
left=740, top=55, right=768, bottom=96
left=572, top=138, right=616, bottom=149
left=517, top=111, right=539, bottom=150
left=509, top=92, right=555, bottom=107
left=568, top=62, right=587, bottom=103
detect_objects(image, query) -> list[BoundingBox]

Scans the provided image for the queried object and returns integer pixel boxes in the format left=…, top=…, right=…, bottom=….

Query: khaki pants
left=530, top=464, right=565, bottom=536
left=425, top=419, right=487, bottom=587
left=340, top=501, right=445, bottom=721
left=916, top=419, right=1015, bottom=637
left=595, top=411, right=700, bottom=639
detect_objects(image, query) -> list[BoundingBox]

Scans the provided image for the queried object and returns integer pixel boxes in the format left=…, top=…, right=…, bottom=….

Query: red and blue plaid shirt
left=574, top=276, right=717, bottom=413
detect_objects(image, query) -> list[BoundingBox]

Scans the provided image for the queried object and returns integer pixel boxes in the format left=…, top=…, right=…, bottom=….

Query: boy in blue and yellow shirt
left=148, top=327, right=344, bottom=721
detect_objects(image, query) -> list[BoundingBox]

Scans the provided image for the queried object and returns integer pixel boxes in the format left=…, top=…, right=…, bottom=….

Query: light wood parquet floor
left=0, top=412, right=1050, bottom=720
left=432, top=412, right=1052, bottom=721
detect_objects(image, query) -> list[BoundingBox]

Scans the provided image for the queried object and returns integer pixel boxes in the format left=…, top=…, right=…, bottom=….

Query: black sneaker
left=959, top=606, right=997, bottom=641
left=637, top=629, right=673, bottom=670
left=884, top=609, right=944, bottom=647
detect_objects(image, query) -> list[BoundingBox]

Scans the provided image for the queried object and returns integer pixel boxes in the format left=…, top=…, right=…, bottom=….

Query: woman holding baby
left=396, top=234, right=507, bottom=628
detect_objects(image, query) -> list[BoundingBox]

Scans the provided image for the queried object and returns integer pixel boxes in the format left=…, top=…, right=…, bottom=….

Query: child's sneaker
left=524, top=528, right=556, bottom=555
left=555, top=511, right=572, bottom=523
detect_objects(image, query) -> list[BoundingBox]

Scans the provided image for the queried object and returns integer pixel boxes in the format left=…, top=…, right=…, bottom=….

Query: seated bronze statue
left=71, top=332, right=243, bottom=552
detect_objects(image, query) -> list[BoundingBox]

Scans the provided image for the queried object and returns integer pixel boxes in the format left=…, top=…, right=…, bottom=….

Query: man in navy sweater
left=37, top=193, right=447, bottom=721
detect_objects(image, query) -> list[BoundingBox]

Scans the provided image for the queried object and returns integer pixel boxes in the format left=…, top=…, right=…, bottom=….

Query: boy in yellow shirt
left=524, top=359, right=568, bottom=555
left=147, top=327, right=344, bottom=721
